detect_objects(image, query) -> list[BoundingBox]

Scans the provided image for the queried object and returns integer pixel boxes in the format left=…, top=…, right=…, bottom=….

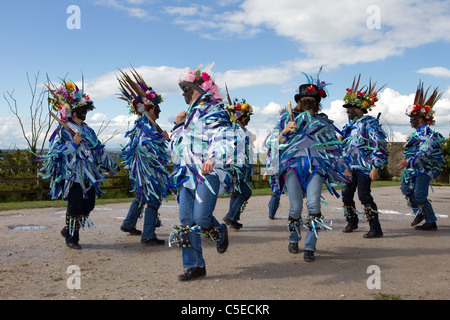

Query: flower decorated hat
left=47, top=79, right=94, bottom=122
left=343, top=74, right=386, bottom=114
left=405, top=81, right=443, bottom=126
left=226, top=98, right=254, bottom=122
left=224, top=84, right=253, bottom=122
left=294, top=67, right=330, bottom=104
left=178, top=66, right=222, bottom=100
left=117, top=68, right=163, bottom=117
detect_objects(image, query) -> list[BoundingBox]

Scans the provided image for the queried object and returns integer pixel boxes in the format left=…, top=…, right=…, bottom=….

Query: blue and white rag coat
left=168, top=93, right=238, bottom=200
left=120, top=116, right=171, bottom=205
left=341, top=114, right=389, bottom=175
left=39, top=121, right=119, bottom=200
left=264, top=110, right=349, bottom=199
left=400, top=124, right=445, bottom=185
left=231, top=123, right=255, bottom=193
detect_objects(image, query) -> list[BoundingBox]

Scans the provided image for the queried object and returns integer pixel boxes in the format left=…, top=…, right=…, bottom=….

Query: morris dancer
left=223, top=98, right=255, bottom=230
left=264, top=71, right=350, bottom=262
left=340, top=75, right=388, bottom=238
left=40, top=79, right=118, bottom=249
left=117, top=69, right=170, bottom=245
left=397, top=82, right=445, bottom=231
left=168, top=67, right=235, bottom=281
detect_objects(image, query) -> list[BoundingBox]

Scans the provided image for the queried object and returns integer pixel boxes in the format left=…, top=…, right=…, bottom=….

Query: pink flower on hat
left=202, top=72, right=210, bottom=82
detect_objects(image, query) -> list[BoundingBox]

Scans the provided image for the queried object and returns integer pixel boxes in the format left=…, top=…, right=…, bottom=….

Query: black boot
left=343, top=205, right=358, bottom=233
left=342, top=224, right=358, bottom=233
left=178, top=267, right=206, bottom=281
left=364, top=206, right=383, bottom=238
left=415, top=222, right=437, bottom=231
left=288, top=242, right=299, bottom=254
left=411, top=213, right=425, bottom=226
left=303, top=250, right=315, bottom=262
left=120, top=226, right=142, bottom=235
left=363, top=230, right=384, bottom=238
left=216, top=224, right=229, bottom=253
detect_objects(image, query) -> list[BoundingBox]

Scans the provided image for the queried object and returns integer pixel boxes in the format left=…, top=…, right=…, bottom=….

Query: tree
left=441, top=136, right=450, bottom=172
left=3, top=72, right=55, bottom=156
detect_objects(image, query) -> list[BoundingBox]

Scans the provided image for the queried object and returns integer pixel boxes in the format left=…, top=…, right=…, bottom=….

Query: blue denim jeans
left=225, top=180, right=252, bottom=222
left=285, top=169, right=323, bottom=252
left=268, top=193, right=280, bottom=219
left=122, top=193, right=161, bottom=239
left=178, top=174, right=225, bottom=269
left=401, top=174, right=437, bottom=223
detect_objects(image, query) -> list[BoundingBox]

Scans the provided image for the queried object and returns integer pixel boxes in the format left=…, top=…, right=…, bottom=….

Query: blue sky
left=1, top=0, right=450, bottom=151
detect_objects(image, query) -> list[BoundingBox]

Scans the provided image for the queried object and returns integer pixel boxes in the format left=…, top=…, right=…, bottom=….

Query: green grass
left=373, top=292, right=402, bottom=300
left=0, top=181, right=408, bottom=212
left=3, top=180, right=448, bottom=212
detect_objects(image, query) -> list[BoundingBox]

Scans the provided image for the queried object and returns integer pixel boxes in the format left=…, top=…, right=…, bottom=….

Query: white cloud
left=94, top=0, right=154, bottom=20
left=84, top=65, right=183, bottom=100
left=164, top=0, right=450, bottom=70
left=417, top=67, right=450, bottom=78
left=218, top=67, right=293, bottom=89
left=323, top=87, right=450, bottom=141
left=90, top=112, right=107, bottom=121
left=81, top=63, right=294, bottom=103
left=260, top=102, right=283, bottom=115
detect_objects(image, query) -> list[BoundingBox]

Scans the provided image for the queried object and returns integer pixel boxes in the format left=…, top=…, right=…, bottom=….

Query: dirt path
left=0, top=186, right=449, bottom=300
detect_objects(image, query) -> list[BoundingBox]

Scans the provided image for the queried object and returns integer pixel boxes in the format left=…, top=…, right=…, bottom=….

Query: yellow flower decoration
left=66, top=82, right=76, bottom=91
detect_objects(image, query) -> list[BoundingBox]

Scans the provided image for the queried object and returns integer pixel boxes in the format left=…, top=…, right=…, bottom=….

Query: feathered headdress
left=405, top=81, right=443, bottom=125
left=117, top=68, right=163, bottom=116
left=343, top=74, right=386, bottom=113
left=47, top=78, right=94, bottom=122
left=294, top=67, right=330, bottom=103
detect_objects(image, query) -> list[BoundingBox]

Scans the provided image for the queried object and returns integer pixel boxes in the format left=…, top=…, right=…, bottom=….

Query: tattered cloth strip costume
left=40, top=122, right=118, bottom=200
left=39, top=80, right=118, bottom=237
left=231, top=124, right=255, bottom=193
left=117, top=69, right=171, bottom=206
left=168, top=93, right=236, bottom=199
left=225, top=98, right=255, bottom=194
left=169, top=67, right=234, bottom=275
left=341, top=75, right=388, bottom=175
left=340, top=75, right=387, bottom=235
left=264, top=110, right=348, bottom=199
left=401, top=83, right=445, bottom=185
left=222, top=96, right=255, bottom=226
left=401, top=126, right=445, bottom=184
left=120, top=116, right=170, bottom=204
left=400, top=83, right=445, bottom=228
left=341, top=115, right=388, bottom=175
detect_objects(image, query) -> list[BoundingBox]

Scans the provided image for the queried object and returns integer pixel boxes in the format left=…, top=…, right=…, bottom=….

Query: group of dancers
left=39, top=67, right=446, bottom=281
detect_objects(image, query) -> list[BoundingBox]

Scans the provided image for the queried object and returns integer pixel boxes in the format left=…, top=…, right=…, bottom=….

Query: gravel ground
left=0, top=186, right=449, bottom=301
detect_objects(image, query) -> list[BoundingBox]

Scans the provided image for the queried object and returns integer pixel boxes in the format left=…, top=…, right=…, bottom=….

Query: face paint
left=75, top=108, right=88, bottom=121
left=153, top=104, right=161, bottom=117
left=347, top=108, right=358, bottom=120
left=182, top=87, right=194, bottom=104
left=300, top=97, right=318, bottom=112
left=410, top=116, right=420, bottom=128
left=239, top=116, right=250, bottom=126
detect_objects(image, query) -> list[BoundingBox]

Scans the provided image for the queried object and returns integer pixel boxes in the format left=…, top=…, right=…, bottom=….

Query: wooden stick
left=50, top=111, right=76, bottom=136
left=145, top=111, right=170, bottom=142
left=288, top=101, right=294, bottom=122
